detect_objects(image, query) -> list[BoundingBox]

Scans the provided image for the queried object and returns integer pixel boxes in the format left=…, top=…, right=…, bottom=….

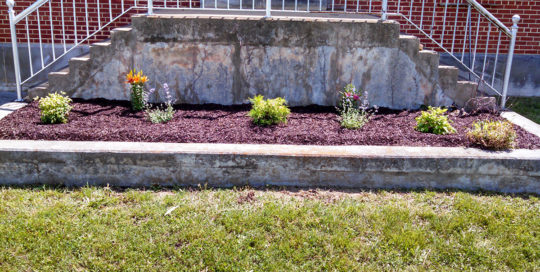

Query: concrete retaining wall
left=42, top=14, right=468, bottom=109
left=1, top=140, right=538, bottom=194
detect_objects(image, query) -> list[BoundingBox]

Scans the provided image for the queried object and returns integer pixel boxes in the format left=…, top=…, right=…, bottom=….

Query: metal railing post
left=7, top=0, right=23, bottom=101
left=501, top=14, right=520, bottom=109
left=148, top=0, right=153, bottom=15
left=381, top=0, right=388, bottom=21
left=265, top=0, right=271, bottom=18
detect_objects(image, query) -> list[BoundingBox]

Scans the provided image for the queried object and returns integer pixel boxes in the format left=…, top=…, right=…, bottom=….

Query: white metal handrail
left=379, top=0, right=519, bottom=108
left=7, top=0, right=519, bottom=108
left=7, top=0, right=136, bottom=101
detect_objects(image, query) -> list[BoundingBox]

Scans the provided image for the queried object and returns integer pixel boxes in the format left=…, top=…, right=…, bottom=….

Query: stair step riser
left=69, top=58, right=90, bottom=78
left=111, top=28, right=134, bottom=45
left=48, top=72, right=72, bottom=93
left=90, top=43, right=112, bottom=60
left=417, top=50, right=440, bottom=77
left=438, top=66, right=459, bottom=85
left=399, top=36, right=420, bottom=59
left=454, top=81, right=478, bottom=107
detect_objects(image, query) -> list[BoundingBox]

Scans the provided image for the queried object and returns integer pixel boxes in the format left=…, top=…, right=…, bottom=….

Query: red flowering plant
left=338, top=84, right=363, bottom=109
left=337, top=84, right=376, bottom=129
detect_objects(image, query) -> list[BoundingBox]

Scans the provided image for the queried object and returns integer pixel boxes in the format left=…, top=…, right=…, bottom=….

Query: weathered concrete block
left=465, top=96, right=498, bottom=113
left=455, top=81, right=479, bottom=108
left=0, top=140, right=538, bottom=194
left=43, top=14, right=464, bottom=109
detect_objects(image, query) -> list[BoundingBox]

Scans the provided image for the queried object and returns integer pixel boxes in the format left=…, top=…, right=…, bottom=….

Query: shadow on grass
left=507, top=96, right=540, bottom=124
left=2, top=183, right=537, bottom=199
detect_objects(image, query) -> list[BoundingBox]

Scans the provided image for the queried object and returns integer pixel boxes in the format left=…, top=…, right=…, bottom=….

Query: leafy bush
left=126, top=69, right=148, bottom=111
left=146, top=105, right=175, bottom=124
left=37, top=92, right=73, bottom=124
left=248, top=95, right=290, bottom=126
left=415, top=106, right=456, bottom=135
left=340, top=108, right=370, bottom=130
left=337, top=84, right=374, bottom=130
left=467, top=120, right=516, bottom=150
left=144, top=83, right=176, bottom=124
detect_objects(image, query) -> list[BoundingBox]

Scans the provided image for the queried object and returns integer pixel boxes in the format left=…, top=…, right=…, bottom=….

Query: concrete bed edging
left=0, top=140, right=538, bottom=194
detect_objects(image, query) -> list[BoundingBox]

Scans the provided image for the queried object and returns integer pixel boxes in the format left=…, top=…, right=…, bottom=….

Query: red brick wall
left=1, top=0, right=538, bottom=55
left=0, top=0, right=198, bottom=45
left=1, top=0, right=134, bottom=45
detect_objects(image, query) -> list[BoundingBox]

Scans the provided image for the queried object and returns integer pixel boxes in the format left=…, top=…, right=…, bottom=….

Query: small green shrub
left=248, top=95, right=290, bottom=126
left=37, top=92, right=73, bottom=124
left=337, top=84, right=373, bottom=130
left=415, top=106, right=456, bottom=135
left=467, top=120, right=516, bottom=150
left=146, top=104, right=175, bottom=124
left=340, top=108, right=369, bottom=130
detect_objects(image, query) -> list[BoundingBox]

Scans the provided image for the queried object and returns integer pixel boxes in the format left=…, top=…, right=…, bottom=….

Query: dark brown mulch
left=0, top=99, right=539, bottom=149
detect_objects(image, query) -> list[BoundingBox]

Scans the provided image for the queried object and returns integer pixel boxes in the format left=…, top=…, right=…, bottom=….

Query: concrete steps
left=30, top=18, right=477, bottom=108
left=398, top=34, right=477, bottom=107
left=32, top=28, right=134, bottom=99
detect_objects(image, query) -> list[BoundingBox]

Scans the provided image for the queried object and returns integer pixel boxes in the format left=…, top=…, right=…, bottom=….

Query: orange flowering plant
left=126, top=69, right=148, bottom=111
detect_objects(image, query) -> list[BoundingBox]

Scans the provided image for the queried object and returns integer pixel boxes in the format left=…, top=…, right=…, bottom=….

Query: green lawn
left=507, top=96, right=540, bottom=124
left=0, top=187, right=538, bottom=271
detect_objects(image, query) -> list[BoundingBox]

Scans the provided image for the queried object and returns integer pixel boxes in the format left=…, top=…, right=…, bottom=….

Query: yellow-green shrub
left=37, top=92, right=73, bottom=124
left=467, top=120, right=516, bottom=150
left=415, top=106, right=456, bottom=135
left=248, top=95, right=290, bottom=126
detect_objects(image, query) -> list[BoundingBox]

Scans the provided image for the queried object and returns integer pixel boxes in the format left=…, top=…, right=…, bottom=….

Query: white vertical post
left=265, top=0, right=271, bottom=18
left=501, top=15, right=520, bottom=109
left=381, top=0, right=388, bottom=21
left=148, top=0, right=153, bottom=15
left=7, top=0, right=23, bottom=101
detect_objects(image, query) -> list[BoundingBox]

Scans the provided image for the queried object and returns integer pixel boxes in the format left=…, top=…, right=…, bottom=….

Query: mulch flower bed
left=1, top=99, right=539, bottom=149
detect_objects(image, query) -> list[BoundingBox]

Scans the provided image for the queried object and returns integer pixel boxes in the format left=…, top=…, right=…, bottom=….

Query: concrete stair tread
left=32, top=82, right=48, bottom=89
left=439, top=65, right=458, bottom=70
left=92, top=41, right=111, bottom=47
left=49, top=70, right=69, bottom=76
left=70, top=56, right=90, bottom=62
left=419, top=49, right=437, bottom=54
left=112, top=27, right=132, bottom=31
left=398, top=35, right=418, bottom=40
left=457, top=80, right=478, bottom=85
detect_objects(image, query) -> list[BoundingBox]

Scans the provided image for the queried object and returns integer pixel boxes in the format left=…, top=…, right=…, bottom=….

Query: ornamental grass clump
left=415, top=106, right=456, bottom=135
left=248, top=95, right=290, bottom=126
left=144, top=83, right=176, bottom=124
left=337, top=84, right=374, bottom=130
left=37, top=92, right=73, bottom=124
left=126, top=68, right=148, bottom=111
left=467, top=120, right=516, bottom=150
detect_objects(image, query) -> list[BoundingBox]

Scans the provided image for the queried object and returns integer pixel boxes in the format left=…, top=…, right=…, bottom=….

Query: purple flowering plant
left=144, top=83, right=176, bottom=124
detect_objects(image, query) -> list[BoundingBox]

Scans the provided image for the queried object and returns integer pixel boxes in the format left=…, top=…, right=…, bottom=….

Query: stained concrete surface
left=35, top=13, right=470, bottom=109
left=0, top=140, right=538, bottom=193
